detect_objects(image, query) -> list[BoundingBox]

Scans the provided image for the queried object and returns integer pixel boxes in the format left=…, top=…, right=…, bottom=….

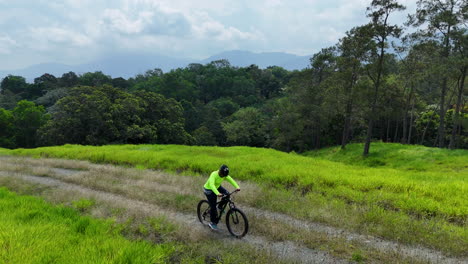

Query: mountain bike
left=197, top=190, right=249, bottom=238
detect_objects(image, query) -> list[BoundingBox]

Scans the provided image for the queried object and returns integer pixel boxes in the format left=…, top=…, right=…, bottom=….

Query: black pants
left=204, top=186, right=228, bottom=224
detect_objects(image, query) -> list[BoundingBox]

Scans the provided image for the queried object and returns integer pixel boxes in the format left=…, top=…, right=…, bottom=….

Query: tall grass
left=1, top=143, right=466, bottom=226
left=305, top=143, right=468, bottom=172
left=0, top=187, right=175, bottom=263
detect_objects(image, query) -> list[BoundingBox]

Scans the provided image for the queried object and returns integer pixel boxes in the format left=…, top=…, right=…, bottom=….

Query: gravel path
left=0, top=171, right=346, bottom=264
left=0, top=156, right=466, bottom=264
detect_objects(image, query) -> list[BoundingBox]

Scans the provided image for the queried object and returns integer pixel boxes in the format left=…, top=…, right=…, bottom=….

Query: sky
left=0, top=0, right=417, bottom=70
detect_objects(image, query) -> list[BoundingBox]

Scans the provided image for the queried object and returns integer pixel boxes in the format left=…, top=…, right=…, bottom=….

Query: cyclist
left=203, top=164, right=240, bottom=230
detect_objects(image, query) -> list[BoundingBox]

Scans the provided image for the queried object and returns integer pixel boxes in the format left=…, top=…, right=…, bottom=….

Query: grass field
left=0, top=180, right=283, bottom=264
left=0, top=187, right=175, bottom=263
left=0, top=142, right=467, bottom=257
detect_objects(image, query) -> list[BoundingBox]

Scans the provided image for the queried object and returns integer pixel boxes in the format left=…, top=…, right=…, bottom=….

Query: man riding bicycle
left=203, top=164, right=240, bottom=230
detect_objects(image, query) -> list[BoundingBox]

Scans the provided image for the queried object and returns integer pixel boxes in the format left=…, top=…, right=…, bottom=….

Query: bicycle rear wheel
left=197, top=200, right=211, bottom=225
left=226, top=208, right=249, bottom=238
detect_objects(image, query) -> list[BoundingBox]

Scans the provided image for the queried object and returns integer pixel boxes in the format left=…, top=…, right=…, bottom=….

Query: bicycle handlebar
left=222, top=189, right=240, bottom=197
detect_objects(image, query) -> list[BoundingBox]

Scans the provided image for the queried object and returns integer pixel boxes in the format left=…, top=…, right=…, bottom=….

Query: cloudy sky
left=0, top=0, right=416, bottom=70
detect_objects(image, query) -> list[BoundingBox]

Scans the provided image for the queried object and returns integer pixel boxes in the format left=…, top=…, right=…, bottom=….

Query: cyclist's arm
left=207, top=172, right=221, bottom=195
left=225, top=176, right=239, bottom=189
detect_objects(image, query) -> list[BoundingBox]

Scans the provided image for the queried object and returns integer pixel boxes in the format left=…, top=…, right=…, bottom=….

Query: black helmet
left=219, top=164, right=229, bottom=177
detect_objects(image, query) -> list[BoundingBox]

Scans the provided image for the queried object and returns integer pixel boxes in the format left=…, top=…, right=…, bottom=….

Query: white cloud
left=191, top=14, right=261, bottom=42
left=0, top=0, right=417, bottom=69
left=29, top=27, right=92, bottom=48
left=102, top=9, right=146, bottom=34
left=0, top=35, right=17, bottom=54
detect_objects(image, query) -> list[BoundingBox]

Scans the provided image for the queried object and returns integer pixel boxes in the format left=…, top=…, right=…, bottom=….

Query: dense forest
left=0, top=0, right=466, bottom=153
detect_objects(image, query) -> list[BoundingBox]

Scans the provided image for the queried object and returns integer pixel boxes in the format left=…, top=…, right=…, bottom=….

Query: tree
left=34, top=73, right=58, bottom=90
left=272, top=69, right=329, bottom=151
left=363, top=0, right=405, bottom=156
left=200, top=106, right=226, bottom=145
left=258, top=70, right=282, bottom=99
left=1, top=75, right=28, bottom=95
left=394, top=39, right=430, bottom=144
left=12, top=100, right=49, bottom=148
left=0, top=108, right=15, bottom=148
left=79, top=71, right=112, bottom=86
left=408, top=0, right=467, bottom=148
left=179, top=100, right=202, bottom=133
left=415, top=107, right=439, bottom=145
left=449, top=28, right=467, bottom=148
left=223, top=107, right=266, bottom=147
left=0, top=89, right=21, bottom=110
left=208, top=98, right=240, bottom=118
left=112, top=77, right=129, bottom=89
left=134, top=91, right=191, bottom=144
left=35, top=88, right=71, bottom=108
left=337, top=25, right=375, bottom=149
left=269, top=97, right=305, bottom=152
left=192, top=126, right=217, bottom=146
left=58, top=72, right=79, bottom=87
left=28, top=73, right=58, bottom=100
left=38, top=86, right=190, bottom=145
left=310, top=47, right=338, bottom=85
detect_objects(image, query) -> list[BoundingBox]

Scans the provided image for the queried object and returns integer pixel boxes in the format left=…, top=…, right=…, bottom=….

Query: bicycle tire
left=197, top=200, right=211, bottom=225
left=226, top=208, right=249, bottom=238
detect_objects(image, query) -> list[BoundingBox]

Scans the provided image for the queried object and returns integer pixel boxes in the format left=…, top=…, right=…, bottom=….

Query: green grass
left=0, top=182, right=284, bottom=264
left=305, top=143, right=468, bottom=173
left=0, top=187, right=175, bottom=263
left=1, top=142, right=467, bottom=256
left=1, top=143, right=465, bottom=224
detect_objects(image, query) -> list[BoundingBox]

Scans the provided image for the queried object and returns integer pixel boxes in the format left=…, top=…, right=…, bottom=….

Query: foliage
left=0, top=0, right=466, bottom=152
left=0, top=108, right=15, bottom=148
left=0, top=187, right=175, bottom=263
left=12, top=100, right=49, bottom=148
left=223, top=107, right=266, bottom=146
left=37, top=86, right=189, bottom=146
left=0, top=100, right=49, bottom=148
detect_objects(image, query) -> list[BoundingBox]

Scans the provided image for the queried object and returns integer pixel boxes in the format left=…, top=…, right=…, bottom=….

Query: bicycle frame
left=210, top=190, right=238, bottom=223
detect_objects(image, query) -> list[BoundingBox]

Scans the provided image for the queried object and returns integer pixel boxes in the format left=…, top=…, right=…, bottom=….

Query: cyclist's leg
left=204, top=189, right=218, bottom=224
left=217, top=186, right=229, bottom=195
left=217, top=186, right=229, bottom=209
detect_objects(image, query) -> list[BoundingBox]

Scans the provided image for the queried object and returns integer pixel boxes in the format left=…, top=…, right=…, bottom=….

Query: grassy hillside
left=1, top=143, right=467, bottom=255
left=1, top=143, right=466, bottom=222
left=0, top=187, right=174, bottom=263
left=305, top=143, right=468, bottom=172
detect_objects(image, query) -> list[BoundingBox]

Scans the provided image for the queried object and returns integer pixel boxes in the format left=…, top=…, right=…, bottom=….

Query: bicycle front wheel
left=226, top=208, right=249, bottom=238
left=197, top=200, right=211, bottom=225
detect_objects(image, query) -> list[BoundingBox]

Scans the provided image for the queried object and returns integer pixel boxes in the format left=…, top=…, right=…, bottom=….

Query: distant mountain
left=0, top=54, right=193, bottom=82
left=0, top=63, right=77, bottom=82
left=202, top=50, right=311, bottom=70
left=0, top=50, right=311, bottom=82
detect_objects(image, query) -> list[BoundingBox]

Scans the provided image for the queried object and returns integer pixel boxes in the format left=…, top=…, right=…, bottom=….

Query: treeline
left=0, top=0, right=467, bottom=153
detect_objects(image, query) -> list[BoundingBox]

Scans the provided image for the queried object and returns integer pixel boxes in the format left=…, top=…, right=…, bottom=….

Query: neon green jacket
left=203, top=170, right=239, bottom=195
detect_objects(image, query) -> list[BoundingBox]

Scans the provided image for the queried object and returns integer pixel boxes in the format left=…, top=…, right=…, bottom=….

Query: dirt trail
left=0, top=156, right=466, bottom=264
left=0, top=172, right=345, bottom=263
left=243, top=206, right=465, bottom=264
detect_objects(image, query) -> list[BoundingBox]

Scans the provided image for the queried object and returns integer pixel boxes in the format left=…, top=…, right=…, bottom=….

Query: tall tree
left=394, top=39, right=431, bottom=144
left=337, top=25, right=375, bottom=149
left=363, top=0, right=405, bottom=156
left=310, top=47, right=337, bottom=86
left=408, top=0, right=466, bottom=148
left=449, top=29, right=468, bottom=148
